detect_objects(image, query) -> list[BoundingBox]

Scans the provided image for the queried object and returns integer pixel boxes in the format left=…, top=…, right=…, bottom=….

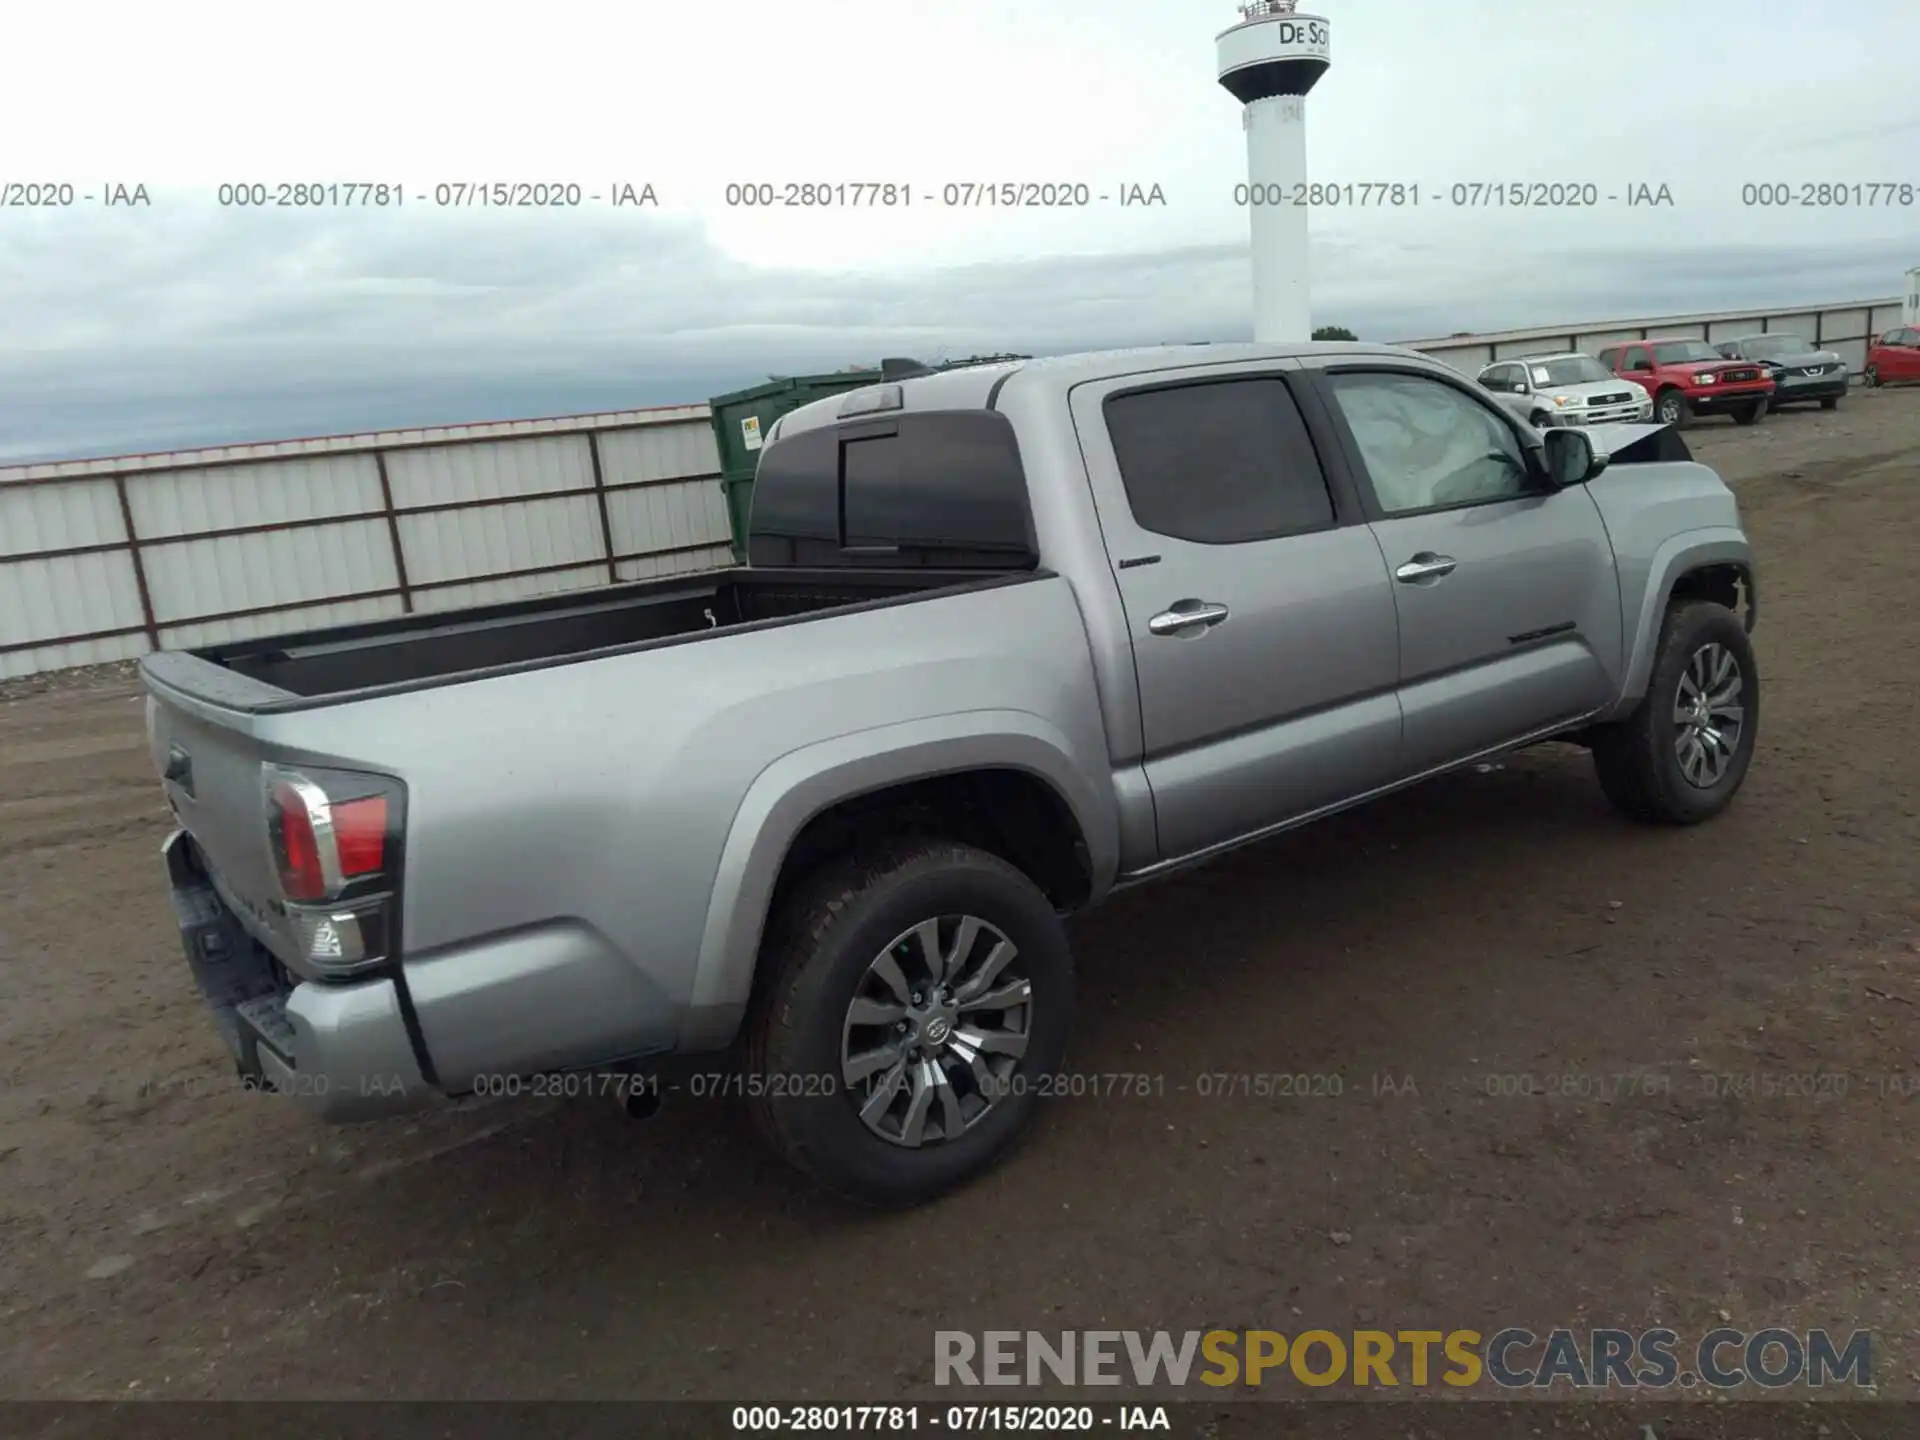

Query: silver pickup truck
left=143, top=341, right=1760, bottom=1206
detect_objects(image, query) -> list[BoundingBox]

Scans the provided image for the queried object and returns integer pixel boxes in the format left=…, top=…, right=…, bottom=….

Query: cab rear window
left=748, top=411, right=1037, bottom=570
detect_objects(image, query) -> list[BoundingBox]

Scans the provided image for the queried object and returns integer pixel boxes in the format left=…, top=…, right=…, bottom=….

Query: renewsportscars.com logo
left=934, top=1328, right=1872, bottom=1391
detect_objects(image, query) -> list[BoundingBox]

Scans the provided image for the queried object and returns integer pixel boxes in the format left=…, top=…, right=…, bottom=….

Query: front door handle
left=1148, top=600, right=1230, bottom=636
left=1395, top=553, right=1457, bottom=583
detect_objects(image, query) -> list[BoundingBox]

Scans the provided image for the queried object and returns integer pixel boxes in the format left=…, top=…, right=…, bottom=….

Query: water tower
left=1217, top=0, right=1331, bottom=342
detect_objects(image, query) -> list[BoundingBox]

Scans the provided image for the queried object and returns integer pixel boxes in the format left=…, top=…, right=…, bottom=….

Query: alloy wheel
left=840, top=915, right=1032, bottom=1148
left=1673, top=642, right=1746, bottom=788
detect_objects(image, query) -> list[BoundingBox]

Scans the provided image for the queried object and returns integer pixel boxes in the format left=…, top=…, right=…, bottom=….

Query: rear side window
left=748, top=410, right=1036, bottom=569
left=1103, top=378, right=1335, bottom=544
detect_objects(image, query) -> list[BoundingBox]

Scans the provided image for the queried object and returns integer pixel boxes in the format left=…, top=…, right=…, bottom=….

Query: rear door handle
left=1148, top=601, right=1230, bottom=636
left=1395, top=553, right=1457, bottom=583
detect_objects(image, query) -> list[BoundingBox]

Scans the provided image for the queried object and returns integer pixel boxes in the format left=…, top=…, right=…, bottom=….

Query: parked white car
left=1478, top=354, right=1653, bottom=428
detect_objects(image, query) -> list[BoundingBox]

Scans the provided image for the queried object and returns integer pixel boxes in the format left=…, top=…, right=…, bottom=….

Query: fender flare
left=1607, top=528, right=1754, bottom=718
left=676, top=710, right=1119, bottom=1050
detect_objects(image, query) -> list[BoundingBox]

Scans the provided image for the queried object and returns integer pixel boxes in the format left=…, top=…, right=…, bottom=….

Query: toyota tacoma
left=143, top=342, right=1761, bottom=1206
left=1597, top=339, right=1773, bottom=428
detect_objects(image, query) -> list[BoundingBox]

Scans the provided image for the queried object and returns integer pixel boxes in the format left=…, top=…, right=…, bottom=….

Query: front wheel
left=1733, top=398, right=1766, bottom=426
left=1819, top=396, right=1840, bottom=411
left=744, top=839, right=1074, bottom=1207
left=1864, top=365, right=1880, bottom=388
left=1656, top=389, right=1689, bottom=428
left=1591, top=601, right=1759, bottom=825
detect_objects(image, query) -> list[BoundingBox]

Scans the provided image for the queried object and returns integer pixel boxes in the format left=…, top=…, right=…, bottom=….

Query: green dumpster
left=707, top=371, right=883, bottom=563
left=707, top=357, right=1032, bottom=562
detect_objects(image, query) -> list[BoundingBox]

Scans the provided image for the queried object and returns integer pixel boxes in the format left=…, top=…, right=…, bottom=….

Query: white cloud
left=0, top=0, right=1915, bottom=458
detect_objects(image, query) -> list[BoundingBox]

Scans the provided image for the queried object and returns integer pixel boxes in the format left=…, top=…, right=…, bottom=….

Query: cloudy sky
left=2, top=0, right=1916, bottom=462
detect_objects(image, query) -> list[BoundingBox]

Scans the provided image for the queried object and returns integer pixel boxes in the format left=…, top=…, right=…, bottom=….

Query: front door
left=1891, top=329, right=1920, bottom=381
left=1306, top=363, right=1625, bottom=777
left=1070, top=366, right=1403, bottom=862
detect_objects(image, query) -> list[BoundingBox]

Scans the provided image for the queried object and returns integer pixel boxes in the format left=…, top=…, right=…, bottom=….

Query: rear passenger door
left=1302, top=363, right=1624, bottom=776
left=1070, top=366, right=1403, bottom=862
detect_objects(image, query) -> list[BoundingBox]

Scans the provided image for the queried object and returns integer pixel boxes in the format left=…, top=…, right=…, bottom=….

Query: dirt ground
left=2, top=389, right=1918, bottom=1409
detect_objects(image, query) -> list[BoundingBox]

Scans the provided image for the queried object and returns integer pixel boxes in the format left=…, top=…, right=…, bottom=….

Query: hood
left=1534, top=378, right=1644, bottom=401
left=1760, top=349, right=1844, bottom=370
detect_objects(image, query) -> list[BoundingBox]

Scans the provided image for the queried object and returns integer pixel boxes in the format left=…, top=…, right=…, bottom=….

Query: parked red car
left=1596, top=339, right=1774, bottom=429
left=1865, top=326, right=1920, bottom=387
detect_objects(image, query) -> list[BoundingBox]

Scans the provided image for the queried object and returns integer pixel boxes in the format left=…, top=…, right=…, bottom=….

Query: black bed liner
left=169, top=566, right=1013, bottom=703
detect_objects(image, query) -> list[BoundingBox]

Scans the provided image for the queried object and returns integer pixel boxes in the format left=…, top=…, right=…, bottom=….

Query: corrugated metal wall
left=0, top=405, right=729, bottom=679
left=0, top=293, right=1903, bottom=680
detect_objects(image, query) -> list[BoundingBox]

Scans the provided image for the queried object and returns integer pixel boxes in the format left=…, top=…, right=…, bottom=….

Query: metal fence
left=1, top=292, right=1905, bottom=681
left=0, top=405, right=732, bottom=679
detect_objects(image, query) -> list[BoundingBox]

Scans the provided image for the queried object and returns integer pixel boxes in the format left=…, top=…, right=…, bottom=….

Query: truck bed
left=161, top=567, right=991, bottom=705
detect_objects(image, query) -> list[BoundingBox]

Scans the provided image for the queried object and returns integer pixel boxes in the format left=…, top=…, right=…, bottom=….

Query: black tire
left=1864, top=365, right=1880, bottom=389
left=1732, top=397, right=1766, bottom=426
left=1655, top=388, right=1689, bottom=429
left=744, top=839, right=1074, bottom=1207
left=1591, top=601, right=1759, bottom=825
left=1819, top=396, right=1839, bottom=411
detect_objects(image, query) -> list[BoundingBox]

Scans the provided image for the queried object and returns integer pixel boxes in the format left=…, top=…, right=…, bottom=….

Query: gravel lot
left=2, top=390, right=1917, bottom=1410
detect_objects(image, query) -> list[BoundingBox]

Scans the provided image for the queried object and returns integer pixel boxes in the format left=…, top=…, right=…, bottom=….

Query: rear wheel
left=745, top=839, right=1074, bottom=1207
left=1656, top=388, right=1689, bottom=428
left=1592, top=601, right=1758, bottom=825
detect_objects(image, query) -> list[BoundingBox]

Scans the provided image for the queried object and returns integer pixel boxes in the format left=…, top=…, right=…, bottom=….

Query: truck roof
left=769, top=341, right=1429, bottom=441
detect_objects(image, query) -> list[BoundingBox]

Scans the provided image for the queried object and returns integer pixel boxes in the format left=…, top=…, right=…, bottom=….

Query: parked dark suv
left=1715, top=334, right=1848, bottom=411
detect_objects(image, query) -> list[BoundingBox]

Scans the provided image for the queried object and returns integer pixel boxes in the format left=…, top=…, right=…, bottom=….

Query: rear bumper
left=167, top=830, right=434, bottom=1120
left=165, top=829, right=686, bottom=1121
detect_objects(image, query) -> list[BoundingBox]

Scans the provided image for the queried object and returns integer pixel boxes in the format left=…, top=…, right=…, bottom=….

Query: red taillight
left=267, top=773, right=394, bottom=902
left=333, top=796, right=387, bottom=877
left=270, top=779, right=327, bottom=902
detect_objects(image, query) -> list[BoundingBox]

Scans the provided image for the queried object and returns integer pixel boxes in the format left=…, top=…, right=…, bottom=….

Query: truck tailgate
left=145, top=669, right=312, bottom=967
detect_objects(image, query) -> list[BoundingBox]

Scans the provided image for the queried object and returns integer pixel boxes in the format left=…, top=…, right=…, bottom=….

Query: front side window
left=1326, top=371, right=1531, bottom=516
left=1104, top=377, right=1336, bottom=544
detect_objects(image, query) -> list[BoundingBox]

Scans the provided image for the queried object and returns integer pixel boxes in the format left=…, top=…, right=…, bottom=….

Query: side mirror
left=1541, top=427, right=1605, bottom=488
